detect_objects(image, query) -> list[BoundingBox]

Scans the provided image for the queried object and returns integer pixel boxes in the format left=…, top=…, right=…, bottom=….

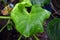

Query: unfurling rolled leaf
left=11, top=0, right=51, bottom=37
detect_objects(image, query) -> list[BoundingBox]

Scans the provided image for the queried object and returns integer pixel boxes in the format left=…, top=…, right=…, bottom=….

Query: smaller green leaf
left=46, top=18, right=60, bottom=40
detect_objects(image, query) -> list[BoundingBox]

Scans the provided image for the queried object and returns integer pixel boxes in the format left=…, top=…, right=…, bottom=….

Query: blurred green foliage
left=30, top=0, right=50, bottom=6
left=47, top=18, right=60, bottom=40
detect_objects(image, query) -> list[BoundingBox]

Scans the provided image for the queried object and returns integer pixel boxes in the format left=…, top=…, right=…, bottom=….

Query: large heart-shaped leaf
left=11, top=1, right=51, bottom=37
left=46, top=18, right=60, bottom=40
left=30, top=0, right=50, bottom=6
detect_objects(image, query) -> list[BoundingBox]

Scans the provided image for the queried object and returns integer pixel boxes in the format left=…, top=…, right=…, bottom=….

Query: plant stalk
left=0, top=20, right=10, bottom=32
left=0, top=16, right=11, bottom=19
left=33, top=35, right=40, bottom=40
left=18, top=35, right=22, bottom=40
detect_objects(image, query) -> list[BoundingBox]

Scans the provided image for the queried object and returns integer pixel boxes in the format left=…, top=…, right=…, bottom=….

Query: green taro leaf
left=11, top=2, right=51, bottom=37
left=30, top=0, right=50, bottom=6
left=46, top=18, right=60, bottom=40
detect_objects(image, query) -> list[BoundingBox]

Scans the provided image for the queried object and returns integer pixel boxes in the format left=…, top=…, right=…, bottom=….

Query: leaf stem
left=33, top=35, right=40, bottom=40
left=0, top=16, right=11, bottom=19
left=0, top=20, right=10, bottom=32
left=18, top=35, right=22, bottom=40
